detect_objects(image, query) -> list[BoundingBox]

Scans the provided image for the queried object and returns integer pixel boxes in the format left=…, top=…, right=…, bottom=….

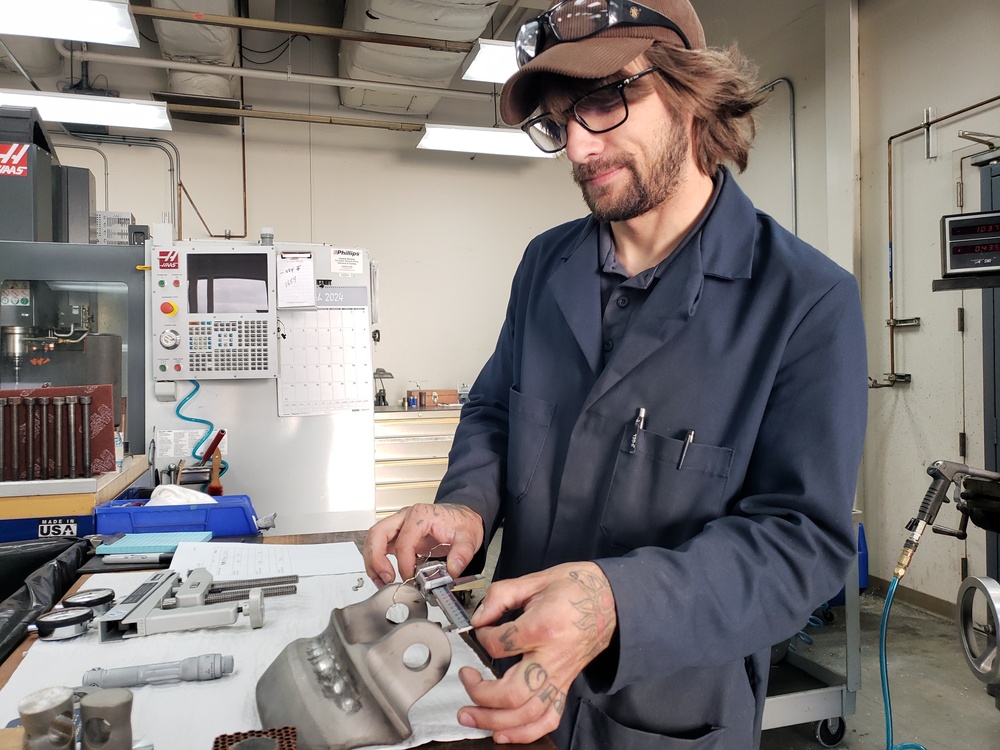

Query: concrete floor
left=473, top=533, right=999, bottom=748
left=761, top=592, right=999, bottom=749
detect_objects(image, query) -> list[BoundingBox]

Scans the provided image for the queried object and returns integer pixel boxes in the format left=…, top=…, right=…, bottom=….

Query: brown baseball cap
left=499, top=0, right=706, bottom=126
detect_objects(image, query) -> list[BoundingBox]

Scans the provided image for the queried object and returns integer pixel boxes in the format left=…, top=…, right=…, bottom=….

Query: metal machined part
left=17, top=686, right=76, bottom=750
left=257, top=583, right=452, bottom=750
left=0, top=397, right=6, bottom=481
left=957, top=576, right=1000, bottom=685
left=38, top=397, right=50, bottom=479
left=52, top=396, right=65, bottom=478
left=80, top=687, right=133, bottom=750
left=80, top=395, right=92, bottom=478
left=9, top=397, right=21, bottom=481
left=24, top=397, right=35, bottom=479
left=66, top=396, right=78, bottom=478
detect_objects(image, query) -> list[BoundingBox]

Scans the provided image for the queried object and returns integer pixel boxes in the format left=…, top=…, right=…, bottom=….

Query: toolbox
left=95, top=494, right=259, bottom=536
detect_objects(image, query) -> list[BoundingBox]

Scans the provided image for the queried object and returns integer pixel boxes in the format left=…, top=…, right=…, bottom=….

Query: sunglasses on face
left=515, top=0, right=692, bottom=68
left=521, top=67, right=659, bottom=153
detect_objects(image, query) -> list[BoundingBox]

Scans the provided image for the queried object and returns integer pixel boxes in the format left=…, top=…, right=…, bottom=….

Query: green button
left=158, top=280, right=165, bottom=287
left=159, top=364, right=167, bottom=372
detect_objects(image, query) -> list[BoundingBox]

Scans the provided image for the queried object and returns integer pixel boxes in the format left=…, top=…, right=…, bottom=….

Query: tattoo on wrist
left=538, top=684, right=566, bottom=715
left=524, top=662, right=548, bottom=693
left=569, top=570, right=617, bottom=659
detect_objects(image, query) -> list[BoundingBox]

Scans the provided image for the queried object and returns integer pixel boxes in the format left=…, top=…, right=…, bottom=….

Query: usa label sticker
left=38, top=517, right=78, bottom=537
left=0, top=143, right=29, bottom=177
left=158, top=249, right=180, bottom=270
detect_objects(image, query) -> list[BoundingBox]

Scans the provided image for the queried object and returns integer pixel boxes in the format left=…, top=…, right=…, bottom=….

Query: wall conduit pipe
left=66, top=133, right=179, bottom=236
left=53, top=143, right=110, bottom=210
left=874, top=92, right=1000, bottom=389
left=757, top=77, right=797, bottom=236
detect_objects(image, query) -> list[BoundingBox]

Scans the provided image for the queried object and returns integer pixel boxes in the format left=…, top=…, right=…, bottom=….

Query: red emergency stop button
left=173, top=364, right=183, bottom=371
left=160, top=301, right=178, bottom=316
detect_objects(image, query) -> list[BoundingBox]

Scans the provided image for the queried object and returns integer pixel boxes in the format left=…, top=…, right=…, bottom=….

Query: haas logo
left=0, top=143, right=29, bottom=177
left=158, top=249, right=180, bottom=270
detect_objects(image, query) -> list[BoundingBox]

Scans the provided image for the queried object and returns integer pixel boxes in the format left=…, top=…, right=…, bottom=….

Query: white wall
left=858, top=0, right=1000, bottom=602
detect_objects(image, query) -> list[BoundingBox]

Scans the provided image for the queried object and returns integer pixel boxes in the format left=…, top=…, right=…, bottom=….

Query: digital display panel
left=942, top=211, right=1000, bottom=276
left=187, top=253, right=269, bottom=314
left=950, top=220, right=1000, bottom=239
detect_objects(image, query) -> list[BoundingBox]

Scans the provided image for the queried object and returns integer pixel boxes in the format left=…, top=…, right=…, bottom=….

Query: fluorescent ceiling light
left=0, top=90, right=172, bottom=131
left=418, top=124, right=555, bottom=159
left=0, top=0, right=139, bottom=47
left=461, top=39, right=518, bottom=84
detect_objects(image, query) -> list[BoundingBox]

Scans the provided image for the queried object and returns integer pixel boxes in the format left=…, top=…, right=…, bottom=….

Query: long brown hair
left=644, top=42, right=767, bottom=174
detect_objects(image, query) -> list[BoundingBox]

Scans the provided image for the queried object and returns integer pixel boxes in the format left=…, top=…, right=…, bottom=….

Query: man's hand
left=363, top=503, right=484, bottom=585
left=457, top=562, right=617, bottom=744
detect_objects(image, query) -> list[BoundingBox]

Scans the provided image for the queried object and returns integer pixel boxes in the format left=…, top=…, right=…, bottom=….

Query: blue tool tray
left=95, top=493, right=258, bottom=536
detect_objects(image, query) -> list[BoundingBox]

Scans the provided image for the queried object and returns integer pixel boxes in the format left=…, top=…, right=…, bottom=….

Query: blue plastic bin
left=95, top=494, right=259, bottom=536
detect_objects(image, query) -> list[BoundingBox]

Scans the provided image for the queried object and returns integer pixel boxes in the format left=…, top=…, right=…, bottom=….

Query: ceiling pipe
left=166, top=102, right=423, bottom=132
left=54, top=41, right=492, bottom=103
left=129, top=5, right=474, bottom=55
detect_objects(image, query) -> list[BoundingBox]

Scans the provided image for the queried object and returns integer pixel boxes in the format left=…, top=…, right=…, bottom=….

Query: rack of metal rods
left=0, top=393, right=92, bottom=481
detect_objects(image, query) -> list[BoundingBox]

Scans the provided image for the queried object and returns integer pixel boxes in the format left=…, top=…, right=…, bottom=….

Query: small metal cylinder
left=0, top=397, right=6, bottom=482
left=52, top=396, right=65, bottom=479
left=24, top=397, right=35, bottom=480
left=17, top=685, right=76, bottom=750
left=38, top=397, right=50, bottom=480
left=66, top=396, right=78, bottom=478
left=80, top=395, right=92, bottom=478
left=9, top=397, right=21, bottom=481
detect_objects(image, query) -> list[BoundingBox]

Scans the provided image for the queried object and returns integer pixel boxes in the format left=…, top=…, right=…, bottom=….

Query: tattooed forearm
left=568, top=569, right=617, bottom=660
left=523, top=662, right=548, bottom=692
left=538, top=684, right=567, bottom=715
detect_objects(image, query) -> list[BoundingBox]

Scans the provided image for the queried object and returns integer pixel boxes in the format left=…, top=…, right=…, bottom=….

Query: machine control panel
left=150, top=244, right=278, bottom=381
left=941, top=210, right=1000, bottom=276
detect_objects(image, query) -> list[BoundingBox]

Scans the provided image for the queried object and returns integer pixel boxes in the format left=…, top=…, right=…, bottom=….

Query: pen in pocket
left=629, top=407, right=646, bottom=454
left=677, top=429, right=695, bottom=469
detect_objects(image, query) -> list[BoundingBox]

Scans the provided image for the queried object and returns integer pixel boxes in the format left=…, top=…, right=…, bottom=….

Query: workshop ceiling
left=0, top=0, right=558, bottom=131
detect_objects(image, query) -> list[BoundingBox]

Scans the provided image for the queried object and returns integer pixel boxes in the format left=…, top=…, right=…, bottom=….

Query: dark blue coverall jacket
left=436, top=170, right=868, bottom=750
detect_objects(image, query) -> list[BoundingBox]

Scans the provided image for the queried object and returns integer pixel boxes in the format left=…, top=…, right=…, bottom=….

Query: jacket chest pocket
left=600, top=427, right=733, bottom=551
left=506, top=387, right=555, bottom=502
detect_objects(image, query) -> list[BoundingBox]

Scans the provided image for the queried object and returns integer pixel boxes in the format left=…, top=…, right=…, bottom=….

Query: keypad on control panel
left=188, top=320, right=270, bottom=373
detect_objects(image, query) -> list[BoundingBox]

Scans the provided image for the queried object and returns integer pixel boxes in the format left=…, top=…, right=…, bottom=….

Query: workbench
left=0, top=530, right=555, bottom=750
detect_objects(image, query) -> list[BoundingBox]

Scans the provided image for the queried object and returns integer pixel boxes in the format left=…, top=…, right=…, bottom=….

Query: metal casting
left=256, top=583, right=451, bottom=750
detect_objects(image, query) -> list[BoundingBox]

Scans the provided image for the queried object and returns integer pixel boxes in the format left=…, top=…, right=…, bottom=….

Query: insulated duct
left=151, top=0, right=239, bottom=100
left=338, top=0, right=497, bottom=116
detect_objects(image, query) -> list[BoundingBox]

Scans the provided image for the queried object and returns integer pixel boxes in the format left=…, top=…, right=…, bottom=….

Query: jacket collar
left=547, top=169, right=758, bottom=386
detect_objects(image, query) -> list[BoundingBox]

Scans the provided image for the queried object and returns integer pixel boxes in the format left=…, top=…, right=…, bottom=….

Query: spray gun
left=894, top=460, right=1000, bottom=579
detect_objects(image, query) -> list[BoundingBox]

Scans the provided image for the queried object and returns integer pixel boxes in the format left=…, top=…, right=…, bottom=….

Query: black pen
left=678, top=429, right=695, bottom=469
left=629, top=407, right=646, bottom=454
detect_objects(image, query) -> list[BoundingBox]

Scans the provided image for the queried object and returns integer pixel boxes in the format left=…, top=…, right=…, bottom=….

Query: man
left=364, top=0, right=868, bottom=747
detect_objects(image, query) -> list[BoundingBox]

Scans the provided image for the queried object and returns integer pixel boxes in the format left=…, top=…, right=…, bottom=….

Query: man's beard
left=572, top=119, right=690, bottom=222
